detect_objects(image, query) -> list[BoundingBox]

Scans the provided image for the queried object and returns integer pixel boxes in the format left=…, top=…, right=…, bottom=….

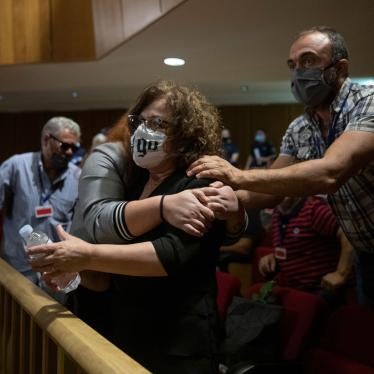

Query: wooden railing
left=0, top=258, right=149, bottom=374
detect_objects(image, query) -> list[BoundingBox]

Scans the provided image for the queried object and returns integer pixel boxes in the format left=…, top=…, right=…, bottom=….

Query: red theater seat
left=304, top=305, right=374, bottom=373
left=216, top=271, right=241, bottom=319
left=245, top=284, right=329, bottom=361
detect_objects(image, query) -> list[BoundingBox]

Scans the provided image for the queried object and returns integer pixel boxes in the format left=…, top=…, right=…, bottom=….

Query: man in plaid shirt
left=188, top=26, right=374, bottom=304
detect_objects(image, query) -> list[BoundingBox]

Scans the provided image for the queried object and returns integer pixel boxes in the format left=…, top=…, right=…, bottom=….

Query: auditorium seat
left=245, top=284, right=329, bottom=361
left=216, top=271, right=241, bottom=319
left=304, top=305, right=374, bottom=373
left=226, top=284, right=329, bottom=373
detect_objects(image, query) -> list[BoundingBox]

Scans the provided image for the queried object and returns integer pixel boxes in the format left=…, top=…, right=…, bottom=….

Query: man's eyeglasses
left=128, top=114, right=171, bottom=133
left=49, top=134, right=79, bottom=153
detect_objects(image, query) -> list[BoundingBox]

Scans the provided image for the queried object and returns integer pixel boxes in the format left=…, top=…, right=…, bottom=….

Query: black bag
left=222, top=296, right=282, bottom=366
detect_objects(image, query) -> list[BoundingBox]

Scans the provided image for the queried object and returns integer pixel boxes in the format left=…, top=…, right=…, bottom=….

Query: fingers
left=27, top=244, right=54, bottom=257
left=31, top=261, right=55, bottom=273
left=187, top=156, right=213, bottom=173
left=41, top=274, right=60, bottom=291
left=209, top=181, right=224, bottom=188
left=191, top=189, right=210, bottom=204
left=187, top=156, right=221, bottom=177
left=269, top=257, right=276, bottom=273
left=187, top=189, right=215, bottom=221
left=259, top=256, right=275, bottom=276
left=29, top=252, right=57, bottom=272
left=207, top=202, right=227, bottom=220
left=43, top=270, right=64, bottom=280
left=199, top=205, right=215, bottom=222
left=56, top=224, right=71, bottom=241
left=259, top=262, right=267, bottom=277
left=183, top=220, right=210, bottom=237
left=197, top=187, right=220, bottom=197
left=42, top=271, right=65, bottom=291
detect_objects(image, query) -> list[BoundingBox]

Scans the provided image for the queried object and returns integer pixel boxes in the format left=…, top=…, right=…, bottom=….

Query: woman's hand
left=27, top=225, right=93, bottom=274
left=163, top=189, right=215, bottom=236
left=198, top=181, right=240, bottom=220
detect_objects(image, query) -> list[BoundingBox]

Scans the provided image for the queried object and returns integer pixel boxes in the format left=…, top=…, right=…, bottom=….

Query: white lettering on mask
left=131, top=124, right=168, bottom=169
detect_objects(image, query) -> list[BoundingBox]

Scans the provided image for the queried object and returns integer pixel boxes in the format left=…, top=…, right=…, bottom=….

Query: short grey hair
left=42, top=117, right=81, bottom=139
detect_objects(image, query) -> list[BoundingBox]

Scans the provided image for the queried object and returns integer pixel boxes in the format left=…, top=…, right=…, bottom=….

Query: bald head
left=293, top=26, right=349, bottom=63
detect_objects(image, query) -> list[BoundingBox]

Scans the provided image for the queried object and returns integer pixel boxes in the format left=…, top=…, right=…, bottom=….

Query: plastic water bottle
left=19, top=224, right=81, bottom=293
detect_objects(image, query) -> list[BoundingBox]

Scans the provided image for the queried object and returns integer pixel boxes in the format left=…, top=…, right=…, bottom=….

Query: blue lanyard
left=326, top=83, right=353, bottom=148
left=38, top=167, right=59, bottom=205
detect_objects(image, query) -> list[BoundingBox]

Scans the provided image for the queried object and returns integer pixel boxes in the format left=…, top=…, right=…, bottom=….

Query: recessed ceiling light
left=72, top=91, right=78, bottom=98
left=164, top=57, right=185, bottom=66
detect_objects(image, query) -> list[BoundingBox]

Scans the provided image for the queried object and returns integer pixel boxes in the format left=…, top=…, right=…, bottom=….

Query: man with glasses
left=0, top=116, right=81, bottom=286
left=188, top=26, right=374, bottom=304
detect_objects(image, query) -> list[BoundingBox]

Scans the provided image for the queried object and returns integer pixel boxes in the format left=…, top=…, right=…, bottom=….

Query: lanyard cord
left=326, top=83, right=353, bottom=147
left=38, top=166, right=62, bottom=205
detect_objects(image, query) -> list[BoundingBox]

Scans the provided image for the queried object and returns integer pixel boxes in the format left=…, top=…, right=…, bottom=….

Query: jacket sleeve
left=71, top=142, right=133, bottom=244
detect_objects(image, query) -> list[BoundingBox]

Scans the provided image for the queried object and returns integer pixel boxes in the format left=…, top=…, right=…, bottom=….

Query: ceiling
left=0, top=0, right=373, bottom=112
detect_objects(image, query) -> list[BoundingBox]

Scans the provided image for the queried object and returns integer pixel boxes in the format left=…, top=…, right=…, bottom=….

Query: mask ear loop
left=322, top=61, right=338, bottom=85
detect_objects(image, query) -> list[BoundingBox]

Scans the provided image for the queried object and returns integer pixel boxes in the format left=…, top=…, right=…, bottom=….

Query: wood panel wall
left=220, top=103, right=303, bottom=167
left=92, top=0, right=186, bottom=57
left=0, top=104, right=303, bottom=165
left=0, top=0, right=51, bottom=64
left=50, top=0, right=96, bottom=62
left=0, top=0, right=186, bottom=64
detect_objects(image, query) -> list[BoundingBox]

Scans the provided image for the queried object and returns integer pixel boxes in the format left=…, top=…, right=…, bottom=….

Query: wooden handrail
left=0, top=258, right=149, bottom=374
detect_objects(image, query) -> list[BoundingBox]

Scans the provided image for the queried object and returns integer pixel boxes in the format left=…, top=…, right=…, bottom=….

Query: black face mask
left=51, top=153, right=69, bottom=171
left=291, top=62, right=337, bottom=107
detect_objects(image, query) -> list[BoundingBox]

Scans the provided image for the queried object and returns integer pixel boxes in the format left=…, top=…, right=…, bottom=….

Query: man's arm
left=188, top=130, right=374, bottom=197
left=234, top=155, right=294, bottom=209
left=321, top=228, right=354, bottom=291
left=220, top=236, right=254, bottom=256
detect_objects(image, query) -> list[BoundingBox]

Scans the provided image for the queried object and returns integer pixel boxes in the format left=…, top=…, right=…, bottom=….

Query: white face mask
left=131, top=124, right=168, bottom=169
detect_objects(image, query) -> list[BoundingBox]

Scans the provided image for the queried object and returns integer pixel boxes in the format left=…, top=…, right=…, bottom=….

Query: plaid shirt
left=280, top=78, right=374, bottom=253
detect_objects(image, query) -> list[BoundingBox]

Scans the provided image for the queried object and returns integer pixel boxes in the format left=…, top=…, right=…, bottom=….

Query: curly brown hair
left=108, top=80, right=223, bottom=170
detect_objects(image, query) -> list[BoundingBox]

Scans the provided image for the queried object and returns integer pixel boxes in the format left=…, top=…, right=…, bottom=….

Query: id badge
left=275, top=246, right=287, bottom=260
left=35, top=205, right=53, bottom=218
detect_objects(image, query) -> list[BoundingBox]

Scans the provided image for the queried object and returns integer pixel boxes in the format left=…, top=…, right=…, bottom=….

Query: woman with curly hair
left=29, top=81, right=244, bottom=373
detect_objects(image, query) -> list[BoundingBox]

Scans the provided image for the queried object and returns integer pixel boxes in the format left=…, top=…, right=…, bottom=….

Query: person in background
left=258, top=196, right=353, bottom=305
left=70, top=143, right=86, bottom=167
left=218, top=208, right=263, bottom=268
left=91, top=132, right=108, bottom=149
left=0, top=117, right=81, bottom=285
left=245, top=129, right=276, bottom=168
left=188, top=26, right=374, bottom=305
left=222, top=128, right=240, bottom=166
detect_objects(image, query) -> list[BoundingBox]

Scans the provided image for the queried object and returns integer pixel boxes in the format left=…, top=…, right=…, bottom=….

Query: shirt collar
left=330, top=77, right=353, bottom=114
left=304, top=77, right=354, bottom=126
